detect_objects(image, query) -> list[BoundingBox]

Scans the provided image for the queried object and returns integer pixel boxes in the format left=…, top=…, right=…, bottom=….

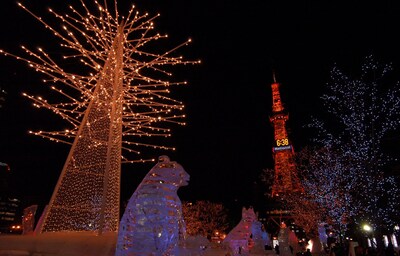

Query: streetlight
left=363, top=224, right=372, bottom=232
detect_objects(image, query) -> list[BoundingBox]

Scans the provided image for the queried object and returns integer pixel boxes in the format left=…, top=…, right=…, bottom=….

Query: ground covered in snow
left=0, top=232, right=273, bottom=256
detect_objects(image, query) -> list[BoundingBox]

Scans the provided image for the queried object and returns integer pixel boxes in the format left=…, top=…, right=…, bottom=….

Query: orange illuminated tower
left=269, top=75, right=303, bottom=197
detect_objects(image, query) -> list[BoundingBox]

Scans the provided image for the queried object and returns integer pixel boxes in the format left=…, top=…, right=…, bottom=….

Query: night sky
left=1, top=0, right=400, bottom=216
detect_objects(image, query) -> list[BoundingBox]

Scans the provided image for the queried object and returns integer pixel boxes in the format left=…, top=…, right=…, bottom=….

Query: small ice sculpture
left=22, top=205, right=37, bottom=235
left=223, top=206, right=263, bottom=255
left=250, top=216, right=269, bottom=254
left=115, top=155, right=189, bottom=256
left=278, top=222, right=299, bottom=256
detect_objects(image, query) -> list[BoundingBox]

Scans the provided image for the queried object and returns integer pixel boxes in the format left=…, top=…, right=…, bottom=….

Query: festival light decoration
left=1, top=0, right=199, bottom=234
left=182, top=200, right=229, bottom=238
left=303, top=55, right=400, bottom=238
left=296, top=146, right=353, bottom=237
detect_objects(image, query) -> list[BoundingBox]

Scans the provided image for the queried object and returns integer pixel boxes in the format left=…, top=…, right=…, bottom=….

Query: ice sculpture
left=223, top=206, right=267, bottom=255
left=115, top=155, right=189, bottom=256
left=250, top=217, right=269, bottom=254
left=317, top=223, right=329, bottom=251
left=22, top=205, right=37, bottom=235
left=288, top=227, right=301, bottom=254
left=278, top=222, right=299, bottom=256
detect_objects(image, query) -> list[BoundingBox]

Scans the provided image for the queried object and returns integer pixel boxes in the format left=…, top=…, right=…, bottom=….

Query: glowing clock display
left=276, top=138, right=289, bottom=147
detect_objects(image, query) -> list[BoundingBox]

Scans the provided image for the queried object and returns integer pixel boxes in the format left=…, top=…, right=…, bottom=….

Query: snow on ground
left=0, top=232, right=117, bottom=256
left=0, top=233, right=273, bottom=256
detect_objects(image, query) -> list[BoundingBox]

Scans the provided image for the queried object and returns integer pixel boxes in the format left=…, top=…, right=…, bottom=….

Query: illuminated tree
left=303, top=55, right=400, bottom=248
left=261, top=166, right=324, bottom=241
left=295, top=146, right=353, bottom=241
left=1, top=0, right=198, bottom=234
left=182, top=200, right=230, bottom=238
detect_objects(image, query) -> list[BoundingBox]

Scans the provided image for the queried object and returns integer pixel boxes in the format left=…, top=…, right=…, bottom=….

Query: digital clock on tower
left=276, top=138, right=289, bottom=147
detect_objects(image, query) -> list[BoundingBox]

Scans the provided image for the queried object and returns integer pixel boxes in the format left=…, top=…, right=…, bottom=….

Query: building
left=0, top=163, right=22, bottom=234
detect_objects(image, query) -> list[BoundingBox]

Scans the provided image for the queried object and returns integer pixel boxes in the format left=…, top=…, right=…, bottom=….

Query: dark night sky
left=1, top=0, right=400, bottom=216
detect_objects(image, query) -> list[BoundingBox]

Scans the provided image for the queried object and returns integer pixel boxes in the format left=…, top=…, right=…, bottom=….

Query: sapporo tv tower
left=264, top=73, right=305, bottom=234
left=269, top=74, right=303, bottom=197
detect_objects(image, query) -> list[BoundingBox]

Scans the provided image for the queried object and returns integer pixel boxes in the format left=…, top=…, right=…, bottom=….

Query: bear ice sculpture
left=115, top=155, right=190, bottom=256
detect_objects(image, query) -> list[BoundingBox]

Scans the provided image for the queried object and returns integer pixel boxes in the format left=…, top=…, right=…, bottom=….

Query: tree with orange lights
left=1, top=0, right=199, bottom=234
left=182, top=200, right=229, bottom=239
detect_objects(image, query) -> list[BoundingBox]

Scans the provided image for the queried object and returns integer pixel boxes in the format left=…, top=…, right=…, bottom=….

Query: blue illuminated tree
left=302, top=55, right=400, bottom=248
left=296, top=145, right=354, bottom=242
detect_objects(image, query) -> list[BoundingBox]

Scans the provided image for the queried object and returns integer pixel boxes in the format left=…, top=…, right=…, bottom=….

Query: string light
left=302, top=55, right=400, bottom=235
left=1, top=0, right=199, bottom=233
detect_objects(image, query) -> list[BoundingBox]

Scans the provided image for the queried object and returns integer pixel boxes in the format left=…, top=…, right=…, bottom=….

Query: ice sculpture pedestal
left=0, top=232, right=117, bottom=256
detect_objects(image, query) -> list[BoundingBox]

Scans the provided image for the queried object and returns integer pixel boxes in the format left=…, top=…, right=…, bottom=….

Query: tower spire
left=272, top=70, right=277, bottom=84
